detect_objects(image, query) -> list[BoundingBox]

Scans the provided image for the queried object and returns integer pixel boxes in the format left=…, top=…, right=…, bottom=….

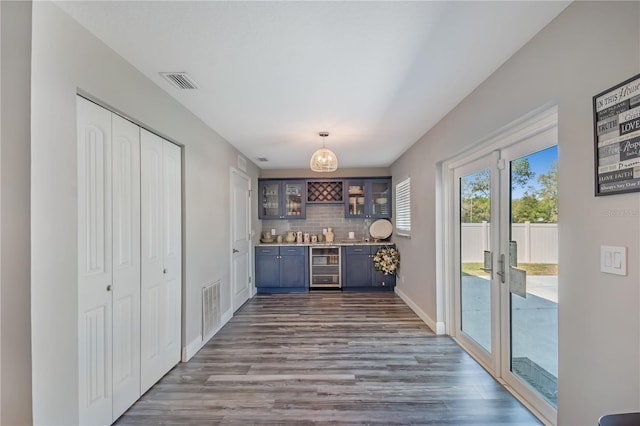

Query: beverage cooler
left=310, top=246, right=341, bottom=289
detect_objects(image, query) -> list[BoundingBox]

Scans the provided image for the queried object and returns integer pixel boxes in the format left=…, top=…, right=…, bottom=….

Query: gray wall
left=391, top=2, right=640, bottom=425
left=1, top=1, right=32, bottom=424
left=30, top=2, right=259, bottom=423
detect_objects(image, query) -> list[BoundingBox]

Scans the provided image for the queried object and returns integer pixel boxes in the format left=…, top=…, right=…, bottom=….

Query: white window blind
left=395, top=177, right=411, bottom=236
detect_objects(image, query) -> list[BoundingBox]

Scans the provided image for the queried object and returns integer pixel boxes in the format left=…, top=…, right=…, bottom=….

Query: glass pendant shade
left=310, top=148, right=338, bottom=172
left=310, top=132, right=338, bottom=172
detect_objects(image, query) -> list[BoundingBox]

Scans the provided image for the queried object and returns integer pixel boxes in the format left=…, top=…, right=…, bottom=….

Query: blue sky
left=512, top=145, right=557, bottom=199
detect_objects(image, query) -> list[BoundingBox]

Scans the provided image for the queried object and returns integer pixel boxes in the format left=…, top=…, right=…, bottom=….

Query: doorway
left=445, top=106, right=558, bottom=424
left=230, top=168, right=252, bottom=311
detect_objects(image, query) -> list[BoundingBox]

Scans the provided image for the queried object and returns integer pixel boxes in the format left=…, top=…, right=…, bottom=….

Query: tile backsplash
left=261, top=204, right=373, bottom=241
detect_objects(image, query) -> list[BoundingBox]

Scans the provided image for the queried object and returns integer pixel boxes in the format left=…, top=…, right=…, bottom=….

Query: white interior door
left=77, top=97, right=113, bottom=425
left=161, top=140, right=182, bottom=368
left=140, top=129, right=181, bottom=393
left=79, top=98, right=181, bottom=422
left=111, top=114, right=141, bottom=419
left=231, top=169, right=251, bottom=311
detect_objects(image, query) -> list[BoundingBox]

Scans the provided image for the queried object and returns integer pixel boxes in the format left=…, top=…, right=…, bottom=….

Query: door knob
left=233, top=248, right=239, bottom=253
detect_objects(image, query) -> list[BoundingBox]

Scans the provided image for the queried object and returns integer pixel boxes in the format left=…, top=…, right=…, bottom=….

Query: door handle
left=509, top=241, right=518, bottom=267
left=483, top=251, right=505, bottom=282
left=496, top=254, right=505, bottom=283
left=233, top=248, right=239, bottom=253
left=482, top=251, right=492, bottom=274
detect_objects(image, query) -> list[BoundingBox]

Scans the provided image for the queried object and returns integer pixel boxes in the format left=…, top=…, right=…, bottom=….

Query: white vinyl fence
left=461, top=222, right=558, bottom=263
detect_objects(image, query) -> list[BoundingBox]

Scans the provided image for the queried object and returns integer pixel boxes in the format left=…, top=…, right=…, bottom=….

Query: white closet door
left=77, top=97, right=113, bottom=426
left=111, top=115, right=141, bottom=419
left=140, top=130, right=182, bottom=393
left=162, top=141, right=182, bottom=368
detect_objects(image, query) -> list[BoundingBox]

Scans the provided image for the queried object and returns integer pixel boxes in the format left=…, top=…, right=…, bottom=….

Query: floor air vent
left=202, top=281, right=221, bottom=340
left=160, top=72, right=199, bottom=90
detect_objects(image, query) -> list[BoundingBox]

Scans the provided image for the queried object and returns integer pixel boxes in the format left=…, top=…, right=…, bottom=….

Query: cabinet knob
left=106, top=284, right=112, bottom=292
left=163, top=268, right=167, bottom=274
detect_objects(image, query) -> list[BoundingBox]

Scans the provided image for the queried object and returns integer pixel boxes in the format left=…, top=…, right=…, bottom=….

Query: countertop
left=256, top=240, right=393, bottom=247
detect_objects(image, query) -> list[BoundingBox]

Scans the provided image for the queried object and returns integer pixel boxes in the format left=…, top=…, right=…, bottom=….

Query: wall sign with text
left=593, top=73, right=640, bottom=196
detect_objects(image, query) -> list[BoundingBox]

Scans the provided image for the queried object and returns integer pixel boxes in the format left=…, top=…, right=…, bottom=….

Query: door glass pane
left=347, top=183, right=365, bottom=216
left=371, top=181, right=390, bottom=216
left=284, top=183, right=303, bottom=216
left=460, top=168, right=491, bottom=353
left=509, top=146, right=558, bottom=406
left=262, top=183, right=279, bottom=217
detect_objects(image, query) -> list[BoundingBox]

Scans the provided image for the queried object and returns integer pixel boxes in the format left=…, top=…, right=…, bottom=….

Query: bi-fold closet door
left=77, top=97, right=181, bottom=425
left=139, top=129, right=182, bottom=394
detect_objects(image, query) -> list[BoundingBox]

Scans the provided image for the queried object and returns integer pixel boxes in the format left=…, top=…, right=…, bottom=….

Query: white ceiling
left=55, top=1, right=569, bottom=170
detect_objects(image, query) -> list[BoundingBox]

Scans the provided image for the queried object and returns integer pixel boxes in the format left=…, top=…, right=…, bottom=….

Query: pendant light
left=310, top=131, right=338, bottom=172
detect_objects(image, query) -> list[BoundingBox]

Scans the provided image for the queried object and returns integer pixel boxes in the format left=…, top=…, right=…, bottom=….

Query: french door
left=452, top=125, right=558, bottom=424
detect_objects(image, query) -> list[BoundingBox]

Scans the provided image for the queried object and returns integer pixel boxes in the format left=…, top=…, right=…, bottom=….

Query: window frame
left=395, top=177, right=411, bottom=237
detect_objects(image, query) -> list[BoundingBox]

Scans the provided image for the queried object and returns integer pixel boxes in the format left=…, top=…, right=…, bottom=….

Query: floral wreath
left=373, top=246, right=400, bottom=276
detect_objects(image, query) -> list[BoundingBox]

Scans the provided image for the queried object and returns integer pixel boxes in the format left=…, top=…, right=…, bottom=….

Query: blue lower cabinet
left=343, top=246, right=371, bottom=288
left=372, top=269, right=395, bottom=289
left=343, top=245, right=396, bottom=291
left=255, top=246, right=308, bottom=293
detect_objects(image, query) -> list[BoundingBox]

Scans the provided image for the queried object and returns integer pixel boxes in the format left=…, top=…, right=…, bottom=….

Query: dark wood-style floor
left=116, top=292, right=541, bottom=425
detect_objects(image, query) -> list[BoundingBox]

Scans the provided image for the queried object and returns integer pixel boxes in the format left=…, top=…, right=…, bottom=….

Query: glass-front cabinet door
left=368, top=179, right=391, bottom=218
left=283, top=181, right=305, bottom=218
left=259, top=180, right=305, bottom=219
left=345, top=180, right=366, bottom=217
left=259, top=181, right=281, bottom=219
left=345, top=178, right=391, bottom=218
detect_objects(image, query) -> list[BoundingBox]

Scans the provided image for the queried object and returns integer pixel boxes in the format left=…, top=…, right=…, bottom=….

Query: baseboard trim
left=220, top=307, right=233, bottom=327
left=182, top=306, right=234, bottom=362
left=182, top=335, right=202, bottom=362
left=394, top=287, right=444, bottom=335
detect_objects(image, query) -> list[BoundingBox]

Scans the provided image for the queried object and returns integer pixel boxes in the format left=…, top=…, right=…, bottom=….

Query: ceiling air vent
left=257, top=157, right=269, bottom=162
left=160, top=72, right=199, bottom=90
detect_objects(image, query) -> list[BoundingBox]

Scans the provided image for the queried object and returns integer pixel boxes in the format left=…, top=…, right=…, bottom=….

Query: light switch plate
left=601, top=246, right=627, bottom=276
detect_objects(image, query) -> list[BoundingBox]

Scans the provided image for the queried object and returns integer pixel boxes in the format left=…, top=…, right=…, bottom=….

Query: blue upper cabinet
left=259, top=179, right=306, bottom=219
left=344, top=178, right=392, bottom=219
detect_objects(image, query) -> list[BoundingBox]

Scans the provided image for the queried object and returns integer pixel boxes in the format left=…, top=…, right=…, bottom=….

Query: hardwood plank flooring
left=116, top=292, right=541, bottom=425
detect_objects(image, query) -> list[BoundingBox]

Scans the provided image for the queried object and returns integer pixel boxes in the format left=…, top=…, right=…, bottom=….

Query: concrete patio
left=461, top=274, right=558, bottom=404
